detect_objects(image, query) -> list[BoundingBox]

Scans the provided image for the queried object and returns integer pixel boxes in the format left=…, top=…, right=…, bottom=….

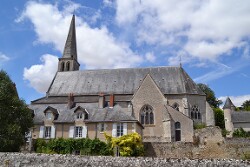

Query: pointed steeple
left=63, top=15, right=77, bottom=59
left=58, top=15, right=80, bottom=72
left=223, top=97, right=235, bottom=109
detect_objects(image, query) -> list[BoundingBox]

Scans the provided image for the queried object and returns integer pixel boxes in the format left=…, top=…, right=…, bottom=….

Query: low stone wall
left=0, top=153, right=249, bottom=167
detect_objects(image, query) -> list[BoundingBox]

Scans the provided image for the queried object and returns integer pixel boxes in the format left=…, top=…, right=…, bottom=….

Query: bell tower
left=58, top=15, right=80, bottom=72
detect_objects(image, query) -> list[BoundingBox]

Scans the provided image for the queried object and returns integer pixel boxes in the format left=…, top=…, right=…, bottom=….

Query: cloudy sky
left=0, top=0, right=250, bottom=107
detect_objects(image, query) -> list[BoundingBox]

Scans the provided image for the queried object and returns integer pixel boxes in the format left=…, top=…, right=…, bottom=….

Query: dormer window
left=74, top=106, right=89, bottom=120
left=46, top=112, right=53, bottom=120
left=43, top=106, right=59, bottom=121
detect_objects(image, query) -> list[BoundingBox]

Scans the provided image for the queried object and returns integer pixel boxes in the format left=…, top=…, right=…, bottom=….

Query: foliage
left=105, top=132, right=144, bottom=157
left=33, top=138, right=112, bottom=155
left=221, top=129, right=230, bottom=137
left=194, top=123, right=206, bottom=129
left=241, top=100, right=250, bottom=111
left=233, top=127, right=250, bottom=138
left=0, top=70, right=33, bottom=152
left=213, top=108, right=225, bottom=129
left=197, top=83, right=222, bottom=108
left=242, top=151, right=250, bottom=160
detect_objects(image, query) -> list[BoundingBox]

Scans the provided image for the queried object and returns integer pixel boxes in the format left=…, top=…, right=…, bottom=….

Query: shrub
left=105, top=132, right=144, bottom=157
left=194, top=123, right=206, bottom=129
left=33, top=138, right=112, bottom=155
left=233, top=128, right=249, bottom=138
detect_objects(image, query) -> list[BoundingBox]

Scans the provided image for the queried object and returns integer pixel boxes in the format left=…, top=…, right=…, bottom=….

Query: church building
left=29, top=15, right=215, bottom=142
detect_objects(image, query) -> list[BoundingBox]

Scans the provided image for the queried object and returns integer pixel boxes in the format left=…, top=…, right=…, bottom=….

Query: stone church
left=29, top=15, right=215, bottom=142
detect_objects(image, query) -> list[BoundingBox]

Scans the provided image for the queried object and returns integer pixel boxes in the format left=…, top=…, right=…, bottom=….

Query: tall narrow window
left=61, top=62, right=65, bottom=71
left=191, top=105, right=201, bottom=120
left=116, top=123, right=123, bottom=137
left=175, top=122, right=181, bottom=141
left=140, top=105, right=154, bottom=125
left=75, top=126, right=82, bottom=138
left=45, top=126, right=51, bottom=138
left=66, top=61, right=70, bottom=71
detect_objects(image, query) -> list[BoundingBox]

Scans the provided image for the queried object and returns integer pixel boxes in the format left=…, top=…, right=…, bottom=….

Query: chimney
left=109, top=94, right=114, bottom=108
left=98, top=93, right=105, bottom=108
left=67, top=93, right=75, bottom=109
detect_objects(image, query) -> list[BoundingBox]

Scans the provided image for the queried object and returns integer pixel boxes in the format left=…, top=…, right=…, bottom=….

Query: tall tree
left=0, top=70, right=33, bottom=151
left=197, top=83, right=222, bottom=108
left=242, top=100, right=250, bottom=111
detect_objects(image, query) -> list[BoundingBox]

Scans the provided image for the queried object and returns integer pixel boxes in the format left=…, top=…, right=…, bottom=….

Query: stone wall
left=144, top=127, right=250, bottom=159
left=0, top=153, right=249, bottom=167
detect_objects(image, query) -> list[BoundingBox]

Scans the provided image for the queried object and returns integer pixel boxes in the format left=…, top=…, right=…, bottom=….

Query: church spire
left=58, top=15, right=80, bottom=72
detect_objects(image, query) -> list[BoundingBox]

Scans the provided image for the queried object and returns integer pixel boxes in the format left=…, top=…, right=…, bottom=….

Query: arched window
left=173, top=103, right=179, bottom=111
left=140, top=105, right=154, bottom=125
left=66, top=61, right=70, bottom=71
left=61, top=62, right=65, bottom=71
left=191, top=105, right=201, bottom=120
left=175, top=122, right=181, bottom=141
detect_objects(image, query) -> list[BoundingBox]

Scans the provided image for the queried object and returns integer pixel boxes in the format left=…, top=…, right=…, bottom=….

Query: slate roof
left=47, top=66, right=205, bottom=96
left=223, top=97, right=235, bottom=109
left=29, top=103, right=136, bottom=124
left=232, top=111, right=250, bottom=123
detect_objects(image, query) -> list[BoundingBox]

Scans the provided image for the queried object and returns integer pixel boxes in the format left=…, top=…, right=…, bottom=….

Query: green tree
left=242, top=100, right=250, bottom=111
left=197, top=83, right=222, bottom=108
left=213, top=108, right=225, bottom=129
left=105, top=132, right=144, bottom=157
left=0, top=70, right=33, bottom=151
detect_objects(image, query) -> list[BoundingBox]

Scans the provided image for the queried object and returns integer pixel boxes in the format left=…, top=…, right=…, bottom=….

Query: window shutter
left=123, top=123, right=127, bottom=135
left=82, top=126, right=87, bottom=138
left=112, top=123, right=117, bottom=137
left=51, top=125, right=56, bottom=138
left=69, top=126, right=74, bottom=138
left=39, top=126, right=44, bottom=138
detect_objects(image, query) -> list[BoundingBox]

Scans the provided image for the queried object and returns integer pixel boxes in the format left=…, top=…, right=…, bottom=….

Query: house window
left=191, top=105, right=201, bottom=119
left=45, top=112, right=53, bottom=120
left=140, top=105, right=154, bottom=125
left=173, top=103, right=179, bottom=111
left=76, top=113, right=83, bottom=119
left=100, top=123, right=105, bottom=132
left=75, top=126, right=83, bottom=138
left=45, top=126, right=51, bottom=138
left=117, top=123, right=124, bottom=137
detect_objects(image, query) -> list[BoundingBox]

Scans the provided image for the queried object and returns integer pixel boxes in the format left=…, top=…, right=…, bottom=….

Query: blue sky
left=0, top=0, right=250, bottom=107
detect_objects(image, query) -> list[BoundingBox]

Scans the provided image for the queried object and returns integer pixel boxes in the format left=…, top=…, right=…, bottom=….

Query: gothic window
left=66, top=61, right=70, bottom=71
left=140, top=105, right=154, bottom=125
left=175, top=122, right=181, bottom=141
left=74, top=107, right=89, bottom=120
left=45, top=112, right=53, bottom=120
left=173, top=103, right=179, bottom=111
left=61, top=62, right=65, bottom=71
left=191, top=105, right=201, bottom=120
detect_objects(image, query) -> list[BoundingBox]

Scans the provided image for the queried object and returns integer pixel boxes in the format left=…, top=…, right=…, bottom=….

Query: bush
left=105, top=132, right=144, bottom=157
left=194, top=123, right=206, bottom=129
left=233, top=128, right=250, bottom=138
left=34, top=138, right=112, bottom=155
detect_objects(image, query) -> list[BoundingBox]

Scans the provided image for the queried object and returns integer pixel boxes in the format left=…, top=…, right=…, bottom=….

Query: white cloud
left=23, top=54, right=58, bottom=93
left=219, top=95, right=250, bottom=107
left=20, top=1, right=143, bottom=93
left=115, top=0, right=250, bottom=62
left=0, top=53, right=10, bottom=62
left=145, top=52, right=156, bottom=63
